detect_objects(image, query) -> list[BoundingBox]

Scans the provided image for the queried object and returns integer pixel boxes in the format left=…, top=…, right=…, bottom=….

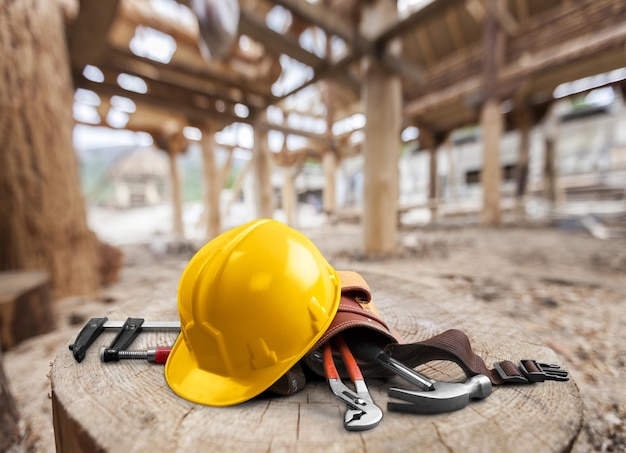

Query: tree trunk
left=0, top=0, right=100, bottom=298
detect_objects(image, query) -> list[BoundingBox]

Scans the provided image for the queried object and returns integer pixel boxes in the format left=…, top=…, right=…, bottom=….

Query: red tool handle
left=323, top=342, right=340, bottom=379
left=334, top=335, right=364, bottom=382
left=153, top=347, right=171, bottom=364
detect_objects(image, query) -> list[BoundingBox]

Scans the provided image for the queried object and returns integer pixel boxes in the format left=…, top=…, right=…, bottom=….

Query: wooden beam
left=445, top=7, right=466, bottom=49
left=375, top=0, right=465, bottom=45
left=106, top=47, right=277, bottom=106
left=404, top=5, right=626, bottom=119
left=67, top=0, right=120, bottom=68
left=238, top=10, right=360, bottom=94
left=75, top=76, right=243, bottom=126
left=514, top=0, right=529, bottom=26
left=270, top=0, right=423, bottom=84
left=416, top=27, right=437, bottom=67
left=496, top=1, right=519, bottom=36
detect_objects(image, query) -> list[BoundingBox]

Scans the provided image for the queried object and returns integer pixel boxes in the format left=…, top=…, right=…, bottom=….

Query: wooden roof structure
left=65, top=0, right=626, bottom=249
left=67, top=0, right=626, bottom=149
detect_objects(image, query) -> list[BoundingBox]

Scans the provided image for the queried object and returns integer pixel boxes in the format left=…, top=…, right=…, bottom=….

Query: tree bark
left=0, top=347, right=23, bottom=451
left=0, top=0, right=100, bottom=298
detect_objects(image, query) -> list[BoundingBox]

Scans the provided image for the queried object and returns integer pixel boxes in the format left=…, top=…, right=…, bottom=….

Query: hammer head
left=388, top=374, right=493, bottom=414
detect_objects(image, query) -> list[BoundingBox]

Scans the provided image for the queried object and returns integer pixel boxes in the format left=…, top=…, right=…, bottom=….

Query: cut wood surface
left=0, top=270, right=53, bottom=350
left=50, top=271, right=582, bottom=453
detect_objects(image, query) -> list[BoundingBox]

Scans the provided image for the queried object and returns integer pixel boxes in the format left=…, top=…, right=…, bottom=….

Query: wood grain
left=50, top=271, right=582, bottom=452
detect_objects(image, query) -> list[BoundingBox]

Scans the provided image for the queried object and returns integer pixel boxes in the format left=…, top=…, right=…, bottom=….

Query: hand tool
left=333, top=335, right=381, bottom=428
left=387, top=374, right=492, bottom=414
left=323, top=341, right=382, bottom=431
left=349, top=340, right=493, bottom=414
left=69, top=317, right=180, bottom=362
left=100, top=347, right=172, bottom=364
left=348, top=341, right=435, bottom=391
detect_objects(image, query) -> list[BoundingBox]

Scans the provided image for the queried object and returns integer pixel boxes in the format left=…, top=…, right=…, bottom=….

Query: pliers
left=323, top=335, right=383, bottom=431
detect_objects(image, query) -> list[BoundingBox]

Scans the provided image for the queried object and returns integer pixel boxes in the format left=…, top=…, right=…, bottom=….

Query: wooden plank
left=0, top=271, right=52, bottom=351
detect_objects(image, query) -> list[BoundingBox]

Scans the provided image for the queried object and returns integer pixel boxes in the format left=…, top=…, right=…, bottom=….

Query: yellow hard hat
left=164, top=218, right=341, bottom=406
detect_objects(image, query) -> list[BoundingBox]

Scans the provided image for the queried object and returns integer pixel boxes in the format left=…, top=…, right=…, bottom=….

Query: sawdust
left=4, top=221, right=626, bottom=452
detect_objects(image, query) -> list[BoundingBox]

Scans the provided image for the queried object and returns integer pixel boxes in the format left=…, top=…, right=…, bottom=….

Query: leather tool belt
left=272, top=270, right=568, bottom=396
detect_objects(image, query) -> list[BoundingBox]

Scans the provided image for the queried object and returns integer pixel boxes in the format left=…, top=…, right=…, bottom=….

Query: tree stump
left=50, top=271, right=582, bottom=452
left=0, top=270, right=53, bottom=350
left=0, top=347, right=23, bottom=451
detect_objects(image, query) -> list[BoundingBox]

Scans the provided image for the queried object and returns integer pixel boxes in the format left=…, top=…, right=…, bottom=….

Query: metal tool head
left=328, top=379, right=382, bottom=431
left=388, top=374, right=492, bottom=414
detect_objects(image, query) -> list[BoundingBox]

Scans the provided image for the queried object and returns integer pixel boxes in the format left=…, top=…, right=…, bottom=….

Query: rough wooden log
left=0, top=270, right=53, bottom=351
left=0, top=0, right=101, bottom=298
left=50, top=271, right=582, bottom=452
left=0, top=347, right=23, bottom=451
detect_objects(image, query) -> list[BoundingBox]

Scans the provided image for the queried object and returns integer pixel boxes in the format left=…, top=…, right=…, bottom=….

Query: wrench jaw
left=387, top=374, right=493, bottom=415
left=328, top=379, right=382, bottom=431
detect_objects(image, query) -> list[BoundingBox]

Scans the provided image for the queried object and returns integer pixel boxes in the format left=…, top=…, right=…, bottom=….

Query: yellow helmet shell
left=165, top=218, right=340, bottom=406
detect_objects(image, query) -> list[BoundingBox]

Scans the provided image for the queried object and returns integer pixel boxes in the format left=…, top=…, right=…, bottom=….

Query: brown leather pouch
left=302, top=270, right=402, bottom=379
left=268, top=271, right=401, bottom=395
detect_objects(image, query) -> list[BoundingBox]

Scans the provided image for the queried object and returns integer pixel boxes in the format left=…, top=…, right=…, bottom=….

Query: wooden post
left=322, top=151, right=337, bottom=215
left=167, top=147, right=185, bottom=240
left=543, top=104, right=561, bottom=210
left=200, top=127, right=221, bottom=240
left=421, top=130, right=440, bottom=221
left=361, top=0, right=402, bottom=255
left=282, top=166, right=296, bottom=227
left=225, top=158, right=253, bottom=216
left=322, top=52, right=337, bottom=215
left=513, top=105, right=532, bottom=220
left=445, top=133, right=458, bottom=203
left=253, top=112, right=274, bottom=219
left=480, top=0, right=504, bottom=226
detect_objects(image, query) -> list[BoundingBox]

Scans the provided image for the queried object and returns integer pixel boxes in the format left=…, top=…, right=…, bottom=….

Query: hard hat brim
left=164, top=318, right=330, bottom=406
